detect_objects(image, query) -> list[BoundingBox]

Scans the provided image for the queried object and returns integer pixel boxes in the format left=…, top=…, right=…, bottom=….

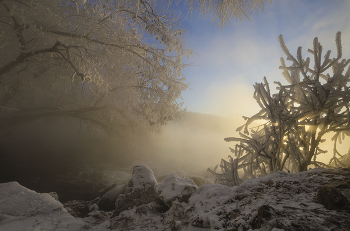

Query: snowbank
left=0, top=182, right=107, bottom=231
left=0, top=182, right=63, bottom=216
left=1, top=167, right=350, bottom=231
left=110, top=167, right=350, bottom=231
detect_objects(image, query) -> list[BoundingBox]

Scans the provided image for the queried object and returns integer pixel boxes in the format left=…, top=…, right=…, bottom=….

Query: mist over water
left=0, top=112, right=241, bottom=201
left=140, top=112, right=239, bottom=175
left=1, top=111, right=347, bottom=202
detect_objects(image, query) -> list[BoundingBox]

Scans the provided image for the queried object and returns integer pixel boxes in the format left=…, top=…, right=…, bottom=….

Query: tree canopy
left=184, top=0, right=272, bottom=28
left=0, top=0, right=192, bottom=136
left=0, top=0, right=271, bottom=137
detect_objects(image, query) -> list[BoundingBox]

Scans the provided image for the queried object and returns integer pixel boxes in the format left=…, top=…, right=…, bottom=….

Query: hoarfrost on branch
left=210, top=32, right=350, bottom=185
left=0, top=0, right=192, bottom=135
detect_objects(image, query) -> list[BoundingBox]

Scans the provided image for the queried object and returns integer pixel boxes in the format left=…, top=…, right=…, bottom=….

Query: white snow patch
left=0, top=182, right=110, bottom=231
left=130, top=164, right=157, bottom=190
left=157, top=173, right=197, bottom=205
left=0, top=182, right=64, bottom=216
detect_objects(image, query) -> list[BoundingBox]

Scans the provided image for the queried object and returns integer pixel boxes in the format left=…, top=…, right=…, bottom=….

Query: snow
left=102, top=184, right=126, bottom=202
left=157, top=173, right=198, bottom=206
left=1, top=167, right=350, bottom=231
left=130, top=164, right=157, bottom=190
left=0, top=182, right=89, bottom=231
left=0, top=182, right=64, bottom=216
left=188, top=183, right=235, bottom=217
left=0, top=182, right=110, bottom=231
left=108, top=167, right=350, bottom=230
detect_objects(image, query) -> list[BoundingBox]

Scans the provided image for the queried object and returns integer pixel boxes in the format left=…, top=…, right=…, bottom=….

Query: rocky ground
left=0, top=166, right=350, bottom=231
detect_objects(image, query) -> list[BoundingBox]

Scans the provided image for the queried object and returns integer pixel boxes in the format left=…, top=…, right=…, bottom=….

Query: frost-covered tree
left=0, top=0, right=271, bottom=137
left=0, top=0, right=192, bottom=136
left=209, top=32, right=350, bottom=185
left=183, top=0, right=272, bottom=28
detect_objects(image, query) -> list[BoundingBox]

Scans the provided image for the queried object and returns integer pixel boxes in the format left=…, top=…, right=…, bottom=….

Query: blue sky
left=172, top=0, right=350, bottom=119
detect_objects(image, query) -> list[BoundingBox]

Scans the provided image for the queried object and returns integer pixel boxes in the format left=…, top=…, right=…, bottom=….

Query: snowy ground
left=0, top=167, right=349, bottom=231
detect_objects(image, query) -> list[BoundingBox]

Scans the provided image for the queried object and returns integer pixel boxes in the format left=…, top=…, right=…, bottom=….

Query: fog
left=0, top=112, right=245, bottom=201
left=1, top=108, right=349, bottom=203
left=143, top=112, right=240, bottom=175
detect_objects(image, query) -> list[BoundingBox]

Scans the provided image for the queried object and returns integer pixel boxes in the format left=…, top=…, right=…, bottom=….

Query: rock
left=0, top=182, right=64, bottom=216
left=251, top=205, right=276, bottom=229
left=64, top=198, right=99, bottom=218
left=98, top=184, right=126, bottom=212
left=111, top=165, right=159, bottom=217
left=97, top=197, right=114, bottom=212
left=163, top=200, right=188, bottom=231
left=191, top=216, right=211, bottom=228
left=189, top=176, right=208, bottom=187
left=110, top=201, right=167, bottom=230
left=103, top=184, right=126, bottom=201
left=235, top=193, right=248, bottom=201
left=317, top=185, right=349, bottom=210
left=48, top=192, right=59, bottom=201
left=159, top=175, right=209, bottom=187
left=83, top=210, right=110, bottom=225
left=157, top=173, right=198, bottom=207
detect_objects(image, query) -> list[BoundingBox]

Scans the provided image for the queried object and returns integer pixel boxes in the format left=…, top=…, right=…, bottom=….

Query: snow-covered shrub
left=210, top=32, right=350, bottom=185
